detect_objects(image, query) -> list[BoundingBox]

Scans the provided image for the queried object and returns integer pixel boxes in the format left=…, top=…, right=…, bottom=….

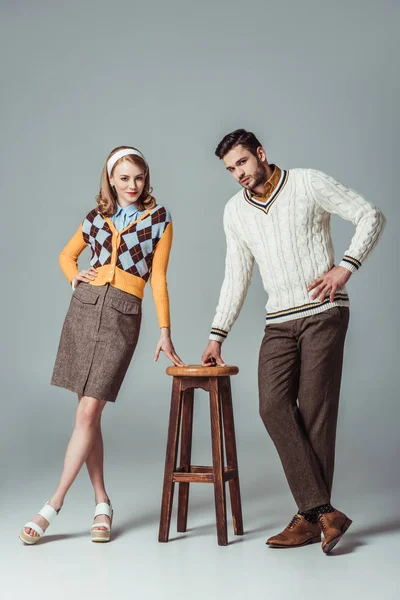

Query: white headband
left=107, top=148, right=146, bottom=177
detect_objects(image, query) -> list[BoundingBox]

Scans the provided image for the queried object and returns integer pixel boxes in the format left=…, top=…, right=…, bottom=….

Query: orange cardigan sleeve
left=150, top=221, right=173, bottom=328
left=59, top=224, right=88, bottom=284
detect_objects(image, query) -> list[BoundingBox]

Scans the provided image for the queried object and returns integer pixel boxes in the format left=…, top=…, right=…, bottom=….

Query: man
left=201, top=129, right=385, bottom=553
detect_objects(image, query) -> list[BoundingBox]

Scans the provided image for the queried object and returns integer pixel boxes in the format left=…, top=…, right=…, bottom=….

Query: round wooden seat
left=166, top=364, right=239, bottom=377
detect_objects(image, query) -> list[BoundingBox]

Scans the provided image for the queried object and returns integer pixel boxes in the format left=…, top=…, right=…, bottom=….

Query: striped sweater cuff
left=209, top=328, right=228, bottom=343
left=339, top=255, right=362, bottom=273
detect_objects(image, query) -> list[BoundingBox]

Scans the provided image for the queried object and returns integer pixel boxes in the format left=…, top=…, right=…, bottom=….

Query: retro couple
left=19, top=129, right=385, bottom=553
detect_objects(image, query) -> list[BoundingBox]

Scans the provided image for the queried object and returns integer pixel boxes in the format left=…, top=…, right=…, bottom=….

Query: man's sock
left=298, top=510, right=318, bottom=524
left=298, top=503, right=335, bottom=523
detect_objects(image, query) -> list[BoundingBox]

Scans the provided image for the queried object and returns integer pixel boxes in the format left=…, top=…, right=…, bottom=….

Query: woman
left=20, top=146, right=184, bottom=544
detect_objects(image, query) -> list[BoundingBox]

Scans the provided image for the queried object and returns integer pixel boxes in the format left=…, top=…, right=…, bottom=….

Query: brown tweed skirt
left=51, top=283, right=142, bottom=402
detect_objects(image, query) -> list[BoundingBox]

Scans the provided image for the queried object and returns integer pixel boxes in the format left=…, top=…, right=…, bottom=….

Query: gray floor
left=4, top=437, right=399, bottom=600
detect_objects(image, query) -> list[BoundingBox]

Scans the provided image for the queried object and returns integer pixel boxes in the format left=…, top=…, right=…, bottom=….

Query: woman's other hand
left=154, top=328, right=186, bottom=366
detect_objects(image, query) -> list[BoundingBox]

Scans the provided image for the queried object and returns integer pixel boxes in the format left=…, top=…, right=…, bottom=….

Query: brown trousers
left=258, top=306, right=349, bottom=512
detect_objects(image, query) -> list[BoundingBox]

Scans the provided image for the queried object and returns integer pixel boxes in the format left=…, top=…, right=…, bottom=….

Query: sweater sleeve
left=209, top=206, right=255, bottom=343
left=59, top=224, right=88, bottom=284
left=308, top=169, right=386, bottom=273
left=150, top=221, right=172, bottom=329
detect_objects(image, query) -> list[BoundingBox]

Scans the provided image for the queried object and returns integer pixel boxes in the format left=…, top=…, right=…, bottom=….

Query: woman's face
left=109, top=159, right=146, bottom=207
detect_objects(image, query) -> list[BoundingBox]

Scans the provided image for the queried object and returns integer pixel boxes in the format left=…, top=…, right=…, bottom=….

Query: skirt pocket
left=72, top=284, right=100, bottom=304
left=109, top=297, right=139, bottom=314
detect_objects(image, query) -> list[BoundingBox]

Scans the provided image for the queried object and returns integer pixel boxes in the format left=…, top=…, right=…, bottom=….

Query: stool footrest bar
left=173, top=466, right=237, bottom=483
left=173, top=472, right=214, bottom=483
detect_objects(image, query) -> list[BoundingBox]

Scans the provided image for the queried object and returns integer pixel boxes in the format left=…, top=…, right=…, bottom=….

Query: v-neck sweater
left=59, top=204, right=172, bottom=328
left=210, top=166, right=385, bottom=342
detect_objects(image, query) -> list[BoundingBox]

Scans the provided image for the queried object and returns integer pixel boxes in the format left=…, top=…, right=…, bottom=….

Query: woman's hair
left=215, top=129, right=263, bottom=159
left=96, top=145, right=157, bottom=216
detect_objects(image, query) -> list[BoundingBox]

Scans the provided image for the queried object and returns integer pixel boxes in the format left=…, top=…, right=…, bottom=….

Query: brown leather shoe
left=318, top=510, right=353, bottom=554
left=266, top=514, right=321, bottom=548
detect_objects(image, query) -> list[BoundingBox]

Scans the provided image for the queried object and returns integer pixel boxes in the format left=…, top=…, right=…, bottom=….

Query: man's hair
left=215, top=129, right=263, bottom=159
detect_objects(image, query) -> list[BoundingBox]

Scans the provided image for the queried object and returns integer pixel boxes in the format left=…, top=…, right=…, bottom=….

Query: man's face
left=223, top=144, right=268, bottom=191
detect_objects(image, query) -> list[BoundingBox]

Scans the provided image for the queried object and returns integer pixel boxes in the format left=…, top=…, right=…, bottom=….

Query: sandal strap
left=91, top=522, right=111, bottom=531
left=38, top=502, right=59, bottom=524
left=94, top=502, right=113, bottom=518
left=24, top=521, right=44, bottom=537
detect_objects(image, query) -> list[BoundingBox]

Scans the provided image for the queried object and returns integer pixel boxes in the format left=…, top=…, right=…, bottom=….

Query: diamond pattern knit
left=82, top=206, right=170, bottom=279
left=82, top=211, right=113, bottom=267
left=59, top=204, right=173, bottom=328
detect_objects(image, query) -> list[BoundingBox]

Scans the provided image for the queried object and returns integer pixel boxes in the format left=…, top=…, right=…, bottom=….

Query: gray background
left=1, top=1, right=398, bottom=598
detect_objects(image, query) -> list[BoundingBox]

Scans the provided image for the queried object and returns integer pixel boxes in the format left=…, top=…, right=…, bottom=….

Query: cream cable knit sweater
left=209, top=168, right=385, bottom=342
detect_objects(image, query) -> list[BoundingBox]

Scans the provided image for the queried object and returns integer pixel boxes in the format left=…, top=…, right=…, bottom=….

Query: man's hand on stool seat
left=201, top=341, right=226, bottom=367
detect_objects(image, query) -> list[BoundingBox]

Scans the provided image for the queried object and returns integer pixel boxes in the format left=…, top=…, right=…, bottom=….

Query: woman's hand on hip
left=72, top=267, right=98, bottom=288
left=154, top=328, right=186, bottom=366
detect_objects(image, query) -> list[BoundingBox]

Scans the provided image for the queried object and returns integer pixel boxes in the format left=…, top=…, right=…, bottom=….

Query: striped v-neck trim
left=243, top=167, right=289, bottom=214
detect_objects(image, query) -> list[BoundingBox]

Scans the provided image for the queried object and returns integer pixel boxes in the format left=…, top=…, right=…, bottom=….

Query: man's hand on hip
left=201, top=340, right=226, bottom=367
left=308, top=266, right=352, bottom=302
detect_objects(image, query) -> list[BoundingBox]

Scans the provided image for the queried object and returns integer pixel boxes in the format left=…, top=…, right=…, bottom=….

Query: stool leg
left=220, top=377, right=244, bottom=536
left=159, top=377, right=183, bottom=543
left=177, top=388, right=194, bottom=532
left=209, top=377, right=228, bottom=546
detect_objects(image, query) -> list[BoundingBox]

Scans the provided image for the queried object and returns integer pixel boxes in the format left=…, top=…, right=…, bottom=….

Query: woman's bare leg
left=86, top=424, right=108, bottom=500
left=83, top=408, right=111, bottom=531
left=24, top=395, right=108, bottom=537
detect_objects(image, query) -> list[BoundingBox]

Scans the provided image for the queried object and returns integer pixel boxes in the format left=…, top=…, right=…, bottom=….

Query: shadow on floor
left=329, top=517, right=400, bottom=556
left=37, top=531, right=88, bottom=544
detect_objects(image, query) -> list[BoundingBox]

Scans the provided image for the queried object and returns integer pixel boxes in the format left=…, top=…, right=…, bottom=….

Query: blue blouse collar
left=115, top=202, right=141, bottom=217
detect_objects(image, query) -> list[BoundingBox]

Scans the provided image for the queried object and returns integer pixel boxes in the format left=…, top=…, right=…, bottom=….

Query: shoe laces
left=287, top=514, right=301, bottom=529
left=319, top=515, right=327, bottom=532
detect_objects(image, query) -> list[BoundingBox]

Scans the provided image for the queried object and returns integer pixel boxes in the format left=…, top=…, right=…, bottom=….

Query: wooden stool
left=158, top=365, right=244, bottom=546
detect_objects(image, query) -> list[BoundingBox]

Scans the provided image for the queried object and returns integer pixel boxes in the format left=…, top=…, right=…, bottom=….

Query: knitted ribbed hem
left=266, top=297, right=349, bottom=325
left=339, top=255, right=361, bottom=273
left=209, top=328, right=228, bottom=343
left=82, top=265, right=146, bottom=298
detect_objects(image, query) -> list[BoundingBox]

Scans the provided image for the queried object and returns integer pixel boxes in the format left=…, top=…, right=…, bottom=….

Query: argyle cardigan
left=59, top=204, right=172, bottom=328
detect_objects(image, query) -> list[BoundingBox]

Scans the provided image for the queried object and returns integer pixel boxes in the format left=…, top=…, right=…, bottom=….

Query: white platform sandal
left=91, top=502, right=113, bottom=543
left=19, top=502, right=60, bottom=545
